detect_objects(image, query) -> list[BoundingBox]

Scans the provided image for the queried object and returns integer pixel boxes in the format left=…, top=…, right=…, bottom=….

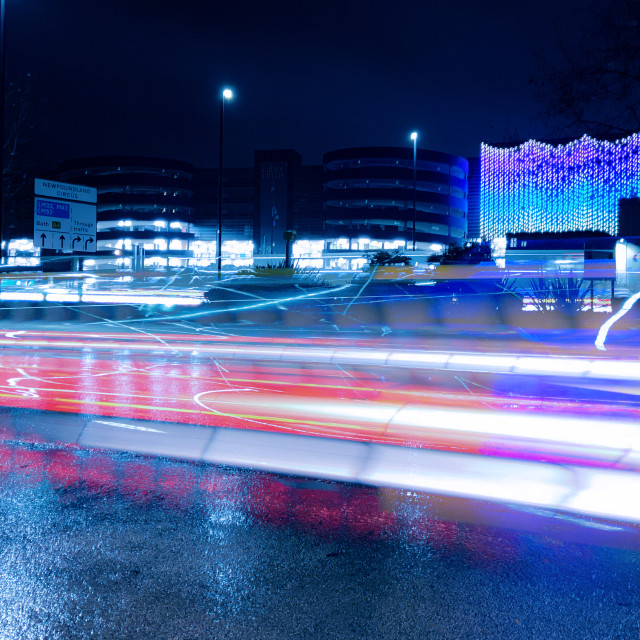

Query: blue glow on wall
left=480, top=133, right=640, bottom=239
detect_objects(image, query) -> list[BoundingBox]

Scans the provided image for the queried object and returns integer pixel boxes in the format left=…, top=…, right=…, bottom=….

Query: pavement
left=1, top=436, right=640, bottom=640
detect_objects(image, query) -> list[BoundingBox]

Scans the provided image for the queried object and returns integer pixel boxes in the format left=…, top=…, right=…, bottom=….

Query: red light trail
left=0, top=328, right=638, bottom=470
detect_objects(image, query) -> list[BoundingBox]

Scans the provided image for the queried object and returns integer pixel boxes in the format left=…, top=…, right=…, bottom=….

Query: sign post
left=34, top=179, right=97, bottom=253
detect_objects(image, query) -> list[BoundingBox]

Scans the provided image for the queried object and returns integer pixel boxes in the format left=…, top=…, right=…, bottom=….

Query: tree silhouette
left=368, top=250, right=411, bottom=266
left=533, top=0, right=640, bottom=138
left=3, top=72, right=41, bottom=239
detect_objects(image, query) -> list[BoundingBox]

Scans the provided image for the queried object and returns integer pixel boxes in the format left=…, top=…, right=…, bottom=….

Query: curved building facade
left=323, top=147, right=468, bottom=249
left=56, top=156, right=196, bottom=266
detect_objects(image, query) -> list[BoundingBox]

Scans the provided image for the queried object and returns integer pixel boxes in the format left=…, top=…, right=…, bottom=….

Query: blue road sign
left=36, top=200, right=70, bottom=219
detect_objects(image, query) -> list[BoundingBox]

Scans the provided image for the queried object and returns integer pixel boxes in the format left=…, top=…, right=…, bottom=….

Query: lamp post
left=0, top=0, right=6, bottom=264
left=410, top=131, right=418, bottom=252
left=217, top=87, right=233, bottom=278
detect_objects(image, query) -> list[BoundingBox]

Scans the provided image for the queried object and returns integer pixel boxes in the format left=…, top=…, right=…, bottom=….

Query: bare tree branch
left=3, top=72, right=42, bottom=238
left=532, top=0, right=640, bottom=138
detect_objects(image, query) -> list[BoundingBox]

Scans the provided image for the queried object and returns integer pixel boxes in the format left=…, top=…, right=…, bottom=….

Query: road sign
left=34, top=178, right=97, bottom=204
left=34, top=178, right=97, bottom=253
left=34, top=197, right=97, bottom=253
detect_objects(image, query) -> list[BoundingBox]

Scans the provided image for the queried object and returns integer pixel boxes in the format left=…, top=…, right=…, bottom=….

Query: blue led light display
left=480, top=133, right=640, bottom=238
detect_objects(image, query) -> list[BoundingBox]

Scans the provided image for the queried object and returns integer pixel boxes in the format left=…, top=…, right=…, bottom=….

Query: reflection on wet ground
left=1, top=440, right=639, bottom=640
left=0, top=271, right=639, bottom=637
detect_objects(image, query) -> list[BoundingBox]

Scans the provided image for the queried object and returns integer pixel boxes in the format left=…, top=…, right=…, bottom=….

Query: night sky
left=9, top=0, right=589, bottom=171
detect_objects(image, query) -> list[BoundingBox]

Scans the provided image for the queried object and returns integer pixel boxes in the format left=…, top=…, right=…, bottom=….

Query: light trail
left=0, top=331, right=637, bottom=381
left=0, top=340, right=636, bottom=468
left=595, top=290, right=640, bottom=351
left=0, top=323, right=637, bottom=524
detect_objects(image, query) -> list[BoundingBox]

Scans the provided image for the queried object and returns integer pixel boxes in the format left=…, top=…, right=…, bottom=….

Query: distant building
left=192, top=167, right=254, bottom=243
left=56, top=156, right=196, bottom=267
left=293, top=165, right=324, bottom=241
left=618, top=198, right=640, bottom=239
left=253, top=150, right=300, bottom=256
left=467, top=156, right=481, bottom=241
left=323, top=146, right=468, bottom=252
left=253, top=150, right=324, bottom=256
left=481, top=133, right=640, bottom=239
left=54, top=144, right=471, bottom=267
left=504, top=231, right=615, bottom=271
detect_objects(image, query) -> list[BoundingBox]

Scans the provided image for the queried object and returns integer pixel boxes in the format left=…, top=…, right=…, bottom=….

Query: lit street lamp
left=410, top=131, right=418, bottom=251
left=217, top=87, right=233, bottom=278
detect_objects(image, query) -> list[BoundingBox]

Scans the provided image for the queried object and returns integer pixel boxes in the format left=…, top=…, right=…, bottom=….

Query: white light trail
left=81, top=293, right=202, bottom=306
left=0, top=334, right=639, bottom=382
left=595, top=291, right=640, bottom=351
left=0, top=292, right=44, bottom=301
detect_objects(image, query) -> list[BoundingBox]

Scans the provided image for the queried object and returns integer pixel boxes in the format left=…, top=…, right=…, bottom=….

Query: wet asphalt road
left=1, top=440, right=640, bottom=640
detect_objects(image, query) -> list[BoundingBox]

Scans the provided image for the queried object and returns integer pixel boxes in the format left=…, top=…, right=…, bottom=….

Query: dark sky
left=9, top=0, right=589, bottom=170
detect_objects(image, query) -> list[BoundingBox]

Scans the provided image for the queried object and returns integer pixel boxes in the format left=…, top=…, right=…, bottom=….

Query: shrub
left=368, top=250, right=412, bottom=266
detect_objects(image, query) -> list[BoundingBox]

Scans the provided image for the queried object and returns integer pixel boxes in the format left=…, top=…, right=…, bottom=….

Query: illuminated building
left=193, top=166, right=254, bottom=243
left=56, top=156, right=196, bottom=268
left=254, top=150, right=324, bottom=256
left=467, top=156, right=481, bottom=240
left=323, top=147, right=468, bottom=250
left=480, top=133, right=640, bottom=239
left=54, top=145, right=469, bottom=268
left=193, top=152, right=323, bottom=262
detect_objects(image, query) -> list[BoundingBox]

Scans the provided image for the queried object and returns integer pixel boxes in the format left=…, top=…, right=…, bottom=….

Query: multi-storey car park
left=56, top=156, right=196, bottom=268
left=323, top=146, right=469, bottom=253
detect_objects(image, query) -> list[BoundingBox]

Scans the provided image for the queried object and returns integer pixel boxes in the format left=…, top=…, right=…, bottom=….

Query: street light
left=410, top=131, right=418, bottom=251
left=217, top=87, right=233, bottom=278
left=0, top=0, right=7, bottom=264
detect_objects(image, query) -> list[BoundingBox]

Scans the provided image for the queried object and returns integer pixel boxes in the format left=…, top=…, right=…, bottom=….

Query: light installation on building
left=480, top=133, right=640, bottom=239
